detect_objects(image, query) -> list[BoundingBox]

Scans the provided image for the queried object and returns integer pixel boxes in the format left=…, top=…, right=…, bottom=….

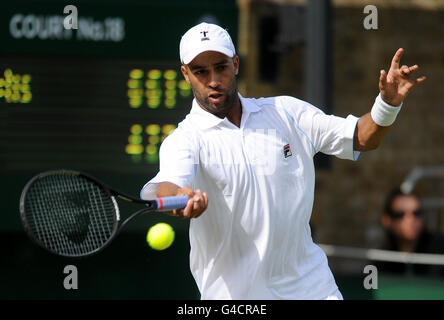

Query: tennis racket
left=19, top=169, right=189, bottom=258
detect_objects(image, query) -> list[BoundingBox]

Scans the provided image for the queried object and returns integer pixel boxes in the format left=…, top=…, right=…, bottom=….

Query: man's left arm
left=354, top=48, right=426, bottom=152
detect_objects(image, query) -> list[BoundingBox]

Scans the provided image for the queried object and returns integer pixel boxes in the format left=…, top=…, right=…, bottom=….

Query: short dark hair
left=383, top=187, right=420, bottom=216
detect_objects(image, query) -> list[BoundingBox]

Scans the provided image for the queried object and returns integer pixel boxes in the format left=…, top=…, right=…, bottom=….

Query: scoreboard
left=0, top=57, right=193, bottom=173
left=0, top=0, right=238, bottom=230
left=0, top=0, right=238, bottom=174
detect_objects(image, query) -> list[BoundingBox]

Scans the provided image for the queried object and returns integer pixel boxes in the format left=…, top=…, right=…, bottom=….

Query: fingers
left=203, top=192, right=208, bottom=208
left=379, top=69, right=387, bottom=91
left=382, top=48, right=426, bottom=103
left=171, top=186, right=194, bottom=218
left=408, top=64, right=419, bottom=73
left=416, top=76, right=426, bottom=83
left=390, top=48, right=425, bottom=81
left=171, top=187, right=208, bottom=219
left=181, top=197, right=195, bottom=218
left=400, top=65, right=409, bottom=76
left=399, top=64, right=426, bottom=88
left=400, top=64, right=418, bottom=77
left=405, top=66, right=426, bottom=84
left=190, top=190, right=208, bottom=218
left=398, top=75, right=426, bottom=97
left=391, top=48, right=404, bottom=70
left=177, top=186, right=195, bottom=198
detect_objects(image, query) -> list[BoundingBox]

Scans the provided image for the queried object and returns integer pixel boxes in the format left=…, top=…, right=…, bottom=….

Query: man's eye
left=195, top=70, right=206, bottom=76
left=217, top=65, right=227, bottom=71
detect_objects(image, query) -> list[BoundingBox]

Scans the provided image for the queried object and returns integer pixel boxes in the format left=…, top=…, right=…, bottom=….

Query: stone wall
left=237, top=1, right=444, bottom=247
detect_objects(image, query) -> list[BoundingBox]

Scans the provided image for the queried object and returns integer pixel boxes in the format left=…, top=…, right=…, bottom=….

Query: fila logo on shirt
left=200, top=31, right=210, bottom=41
left=283, top=144, right=292, bottom=158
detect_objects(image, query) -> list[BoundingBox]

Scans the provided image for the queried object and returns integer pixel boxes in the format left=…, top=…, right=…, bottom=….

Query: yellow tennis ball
left=146, top=223, right=175, bottom=250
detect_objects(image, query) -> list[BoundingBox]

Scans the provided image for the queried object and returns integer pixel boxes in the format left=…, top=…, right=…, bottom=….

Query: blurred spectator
left=377, top=187, right=444, bottom=276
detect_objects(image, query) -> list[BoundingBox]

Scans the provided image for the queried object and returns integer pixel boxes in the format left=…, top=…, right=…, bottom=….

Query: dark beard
left=193, top=78, right=238, bottom=118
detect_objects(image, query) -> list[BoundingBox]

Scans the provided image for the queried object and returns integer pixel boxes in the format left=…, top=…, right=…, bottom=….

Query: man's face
left=386, top=195, right=423, bottom=242
left=181, top=51, right=239, bottom=117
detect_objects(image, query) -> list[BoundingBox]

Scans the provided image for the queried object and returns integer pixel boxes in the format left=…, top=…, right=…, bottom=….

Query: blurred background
left=1, top=0, right=444, bottom=300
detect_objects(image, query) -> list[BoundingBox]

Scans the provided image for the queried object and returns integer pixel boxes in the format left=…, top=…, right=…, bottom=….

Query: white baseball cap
left=179, top=22, right=236, bottom=65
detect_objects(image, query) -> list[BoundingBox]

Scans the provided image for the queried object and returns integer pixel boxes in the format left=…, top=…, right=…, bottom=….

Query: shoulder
left=244, top=95, right=307, bottom=107
left=159, top=119, right=200, bottom=152
left=251, top=95, right=325, bottom=117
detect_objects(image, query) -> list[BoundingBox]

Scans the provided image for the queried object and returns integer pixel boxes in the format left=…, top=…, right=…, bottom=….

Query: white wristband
left=370, top=93, right=403, bottom=126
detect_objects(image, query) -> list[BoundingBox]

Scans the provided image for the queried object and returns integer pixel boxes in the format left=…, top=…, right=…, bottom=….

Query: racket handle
left=156, top=195, right=189, bottom=211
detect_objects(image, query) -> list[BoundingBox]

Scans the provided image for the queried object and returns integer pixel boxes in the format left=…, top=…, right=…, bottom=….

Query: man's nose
left=208, top=71, right=221, bottom=88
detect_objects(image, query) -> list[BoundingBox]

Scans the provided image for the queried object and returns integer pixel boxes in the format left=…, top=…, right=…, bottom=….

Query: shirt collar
left=189, top=92, right=261, bottom=130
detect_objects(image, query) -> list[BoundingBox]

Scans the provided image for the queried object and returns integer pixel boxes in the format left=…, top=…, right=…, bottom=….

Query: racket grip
left=156, top=195, right=189, bottom=211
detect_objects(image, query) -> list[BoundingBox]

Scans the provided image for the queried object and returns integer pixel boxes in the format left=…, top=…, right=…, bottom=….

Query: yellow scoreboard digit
left=0, top=69, right=32, bottom=104
left=125, top=67, right=192, bottom=164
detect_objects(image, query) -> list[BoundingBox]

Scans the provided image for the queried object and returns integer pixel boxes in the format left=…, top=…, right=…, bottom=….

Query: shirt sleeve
left=140, top=129, right=199, bottom=200
left=279, top=96, right=361, bottom=161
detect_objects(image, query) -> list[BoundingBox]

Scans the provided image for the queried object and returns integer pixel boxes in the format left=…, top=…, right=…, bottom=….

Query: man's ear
left=233, top=55, right=239, bottom=76
left=181, top=65, right=191, bottom=84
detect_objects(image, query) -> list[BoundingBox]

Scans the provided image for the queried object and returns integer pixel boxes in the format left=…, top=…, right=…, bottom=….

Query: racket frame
left=19, top=169, right=173, bottom=258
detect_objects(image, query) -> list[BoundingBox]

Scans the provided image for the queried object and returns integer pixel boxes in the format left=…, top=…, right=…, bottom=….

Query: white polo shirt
left=141, top=93, right=360, bottom=299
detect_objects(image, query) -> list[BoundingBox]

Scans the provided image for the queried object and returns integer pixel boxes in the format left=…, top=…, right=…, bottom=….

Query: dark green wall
left=1, top=0, right=237, bottom=300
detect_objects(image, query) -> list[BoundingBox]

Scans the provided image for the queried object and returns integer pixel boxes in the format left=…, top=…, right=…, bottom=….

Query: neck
left=225, top=95, right=242, bottom=127
left=200, top=93, right=242, bottom=127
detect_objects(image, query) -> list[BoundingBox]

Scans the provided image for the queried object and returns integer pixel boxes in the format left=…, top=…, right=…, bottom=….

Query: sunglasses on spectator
left=390, top=209, right=423, bottom=220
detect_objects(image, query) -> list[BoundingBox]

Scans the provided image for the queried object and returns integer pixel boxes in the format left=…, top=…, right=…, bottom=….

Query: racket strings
left=24, top=173, right=117, bottom=256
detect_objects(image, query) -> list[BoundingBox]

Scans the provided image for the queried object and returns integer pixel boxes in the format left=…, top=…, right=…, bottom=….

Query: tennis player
left=141, top=23, right=426, bottom=299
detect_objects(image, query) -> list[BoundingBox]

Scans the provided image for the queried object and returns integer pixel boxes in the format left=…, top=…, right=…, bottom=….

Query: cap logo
left=200, top=31, right=210, bottom=41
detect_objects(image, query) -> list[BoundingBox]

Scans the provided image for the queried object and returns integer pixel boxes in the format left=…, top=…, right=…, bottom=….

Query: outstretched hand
left=379, top=48, right=426, bottom=106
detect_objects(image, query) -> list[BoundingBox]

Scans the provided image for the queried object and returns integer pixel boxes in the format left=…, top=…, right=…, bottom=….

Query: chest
left=198, top=120, right=313, bottom=196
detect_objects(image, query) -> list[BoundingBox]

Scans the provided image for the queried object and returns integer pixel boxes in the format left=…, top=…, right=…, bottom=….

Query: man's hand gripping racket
left=19, top=169, right=193, bottom=258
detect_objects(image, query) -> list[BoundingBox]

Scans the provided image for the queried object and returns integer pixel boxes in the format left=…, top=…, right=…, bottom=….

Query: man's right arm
left=156, top=181, right=182, bottom=197
left=141, top=129, right=208, bottom=218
